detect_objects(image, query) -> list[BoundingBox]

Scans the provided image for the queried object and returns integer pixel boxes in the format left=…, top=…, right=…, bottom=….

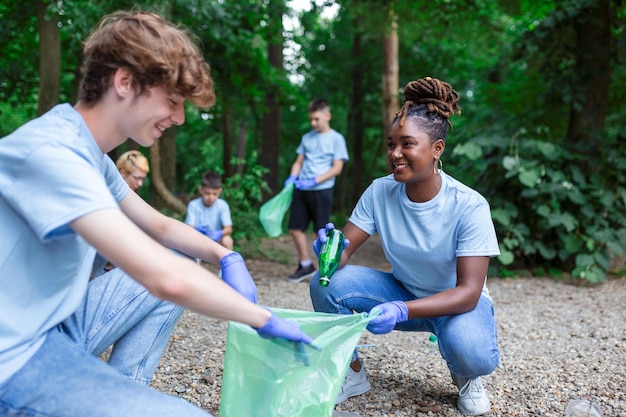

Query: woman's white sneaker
left=451, top=374, right=491, bottom=416
left=336, top=359, right=371, bottom=404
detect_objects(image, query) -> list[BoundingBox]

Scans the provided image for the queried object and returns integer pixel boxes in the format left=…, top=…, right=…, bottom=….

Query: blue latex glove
left=194, top=225, right=209, bottom=235
left=220, top=252, right=258, bottom=303
left=294, top=177, right=317, bottom=190
left=256, top=313, right=314, bottom=345
left=284, top=174, right=297, bottom=188
left=256, top=313, right=319, bottom=366
left=366, top=301, right=409, bottom=334
left=312, top=223, right=350, bottom=257
left=206, top=229, right=224, bottom=242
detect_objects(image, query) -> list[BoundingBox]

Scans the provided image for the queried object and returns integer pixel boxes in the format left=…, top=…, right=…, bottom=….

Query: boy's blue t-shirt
left=185, top=197, right=232, bottom=230
left=0, top=104, right=129, bottom=384
left=349, top=173, right=500, bottom=299
left=296, top=128, right=349, bottom=191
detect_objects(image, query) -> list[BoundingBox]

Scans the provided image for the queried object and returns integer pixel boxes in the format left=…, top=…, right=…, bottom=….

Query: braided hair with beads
left=394, top=77, right=461, bottom=143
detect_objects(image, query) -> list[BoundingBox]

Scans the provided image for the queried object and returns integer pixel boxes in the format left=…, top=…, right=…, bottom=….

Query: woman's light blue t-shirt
left=0, top=104, right=128, bottom=384
left=349, top=173, right=500, bottom=299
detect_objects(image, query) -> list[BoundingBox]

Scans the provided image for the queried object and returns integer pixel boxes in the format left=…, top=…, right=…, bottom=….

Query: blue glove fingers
left=220, top=252, right=258, bottom=303
left=194, top=225, right=208, bottom=235
left=284, top=174, right=297, bottom=188
left=294, top=178, right=317, bottom=190
left=256, top=313, right=313, bottom=344
left=366, top=301, right=408, bottom=335
left=312, top=228, right=327, bottom=257
left=294, top=342, right=310, bottom=366
left=208, top=230, right=223, bottom=242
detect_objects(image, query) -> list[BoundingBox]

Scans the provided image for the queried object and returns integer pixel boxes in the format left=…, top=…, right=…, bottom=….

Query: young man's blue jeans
left=0, top=268, right=211, bottom=417
left=310, top=265, right=500, bottom=379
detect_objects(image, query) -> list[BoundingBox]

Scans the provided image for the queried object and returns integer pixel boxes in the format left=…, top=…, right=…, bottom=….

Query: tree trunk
left=150, top=127, right=186, bottom=214
left=260, top=0, right=284, bottom=196
left=222, top=97, right=234, bottom=178
left=566, top=0, right=610, bottom=157
left=36, top=0, right=60, bottom=116
left=498, top=0, right=521, bottom=15
left=347, top=29, right=365, bottom=209
left=381, top=7, right=399, bottom=141
left=235, top=121, right=248, bottom=176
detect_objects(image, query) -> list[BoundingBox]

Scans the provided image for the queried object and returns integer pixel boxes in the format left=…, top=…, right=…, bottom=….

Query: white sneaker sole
left=336, top=380, right=371, bottom=404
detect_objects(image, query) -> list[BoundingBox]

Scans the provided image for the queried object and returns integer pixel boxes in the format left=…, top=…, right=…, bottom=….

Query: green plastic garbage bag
left=259, top=184, right=294, bottom=237
left=219, top=308, right=374, bottom=417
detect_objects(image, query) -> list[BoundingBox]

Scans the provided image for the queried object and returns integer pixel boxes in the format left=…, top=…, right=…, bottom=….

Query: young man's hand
left=255, top=312, right=313, bottom=344
left=220, top=252, right=258, bottom=303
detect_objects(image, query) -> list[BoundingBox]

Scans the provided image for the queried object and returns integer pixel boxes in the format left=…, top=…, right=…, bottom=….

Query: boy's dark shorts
left=287, top=188, right=334, bottom=232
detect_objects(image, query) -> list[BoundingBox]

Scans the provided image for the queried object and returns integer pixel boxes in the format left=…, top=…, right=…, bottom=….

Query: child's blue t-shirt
left=296, top=128, right=349, bottom=191
left=185, top=197, right=232, bottom=231
left=349, top=173, right=500, bottom=299
left=0, top=104, right=129, bottom=384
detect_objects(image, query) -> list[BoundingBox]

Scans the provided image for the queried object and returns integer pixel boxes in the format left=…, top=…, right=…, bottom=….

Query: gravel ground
left=151, top=235, right=626, bottom=416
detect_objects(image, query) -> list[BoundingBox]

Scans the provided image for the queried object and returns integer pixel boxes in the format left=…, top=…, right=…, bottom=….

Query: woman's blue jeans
left=310, top=265, right=500, bottom=379
left=0, top=268, right=211, bottom=417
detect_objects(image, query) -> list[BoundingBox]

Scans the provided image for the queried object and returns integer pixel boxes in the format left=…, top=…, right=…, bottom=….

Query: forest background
left=1, top=0, right=625, bottom=283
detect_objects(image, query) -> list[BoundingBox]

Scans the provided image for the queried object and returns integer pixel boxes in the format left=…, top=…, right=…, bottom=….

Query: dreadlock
left=394, top=77, right=461, bottom=142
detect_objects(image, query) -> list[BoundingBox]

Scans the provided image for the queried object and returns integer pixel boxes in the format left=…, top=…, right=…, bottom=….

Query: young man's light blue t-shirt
left=185, top=197, right=232, bottom=231
left=0, top=104, right=129, bottom=384
left=349, top=173, right=500, bottom=299
left=296, top=128, right=349, bottom=191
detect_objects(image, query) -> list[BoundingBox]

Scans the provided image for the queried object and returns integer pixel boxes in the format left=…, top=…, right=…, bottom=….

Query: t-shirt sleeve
left=333, top=133, right=349, bottom=162
left=220, top=200, right=233, bottom=227
left=4, top=145, right=119, bottom=242
left=456, top=199, right=500, bottom=258
left=185, top=200, right=197, bottom=226
left=102, top=155, right=129, bottom=203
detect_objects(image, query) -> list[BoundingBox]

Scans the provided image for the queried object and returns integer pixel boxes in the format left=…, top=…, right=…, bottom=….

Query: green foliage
left=220, top=158, right=272, bottom=245
left=178, top=120, right=272, bottom=247
left=0, top=102, right=35, bottom=137
left=451, top=123, right=626, bottom=283
left=3, top=0, right=626, bottom=285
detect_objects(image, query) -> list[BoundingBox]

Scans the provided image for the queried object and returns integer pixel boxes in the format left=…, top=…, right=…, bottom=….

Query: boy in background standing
left=186, top=171, right=234, bottom=250
left=284, top=98, right=349, bottom=283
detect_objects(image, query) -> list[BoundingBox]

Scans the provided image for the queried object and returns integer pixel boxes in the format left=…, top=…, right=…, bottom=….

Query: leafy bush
left=452, top=125, right=626, bottom=283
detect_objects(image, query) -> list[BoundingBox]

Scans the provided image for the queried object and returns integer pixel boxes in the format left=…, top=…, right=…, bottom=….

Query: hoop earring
left=434, top=158, right=443, bottom=175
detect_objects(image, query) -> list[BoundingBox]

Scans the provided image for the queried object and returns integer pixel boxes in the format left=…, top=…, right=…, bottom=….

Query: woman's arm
left=404, top=256, right=490, bottom=319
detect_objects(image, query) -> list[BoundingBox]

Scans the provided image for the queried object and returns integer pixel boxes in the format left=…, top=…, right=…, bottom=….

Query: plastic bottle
left=565, top=400, right=603, bottom=417
left=318, top=228, right=345, bottom=287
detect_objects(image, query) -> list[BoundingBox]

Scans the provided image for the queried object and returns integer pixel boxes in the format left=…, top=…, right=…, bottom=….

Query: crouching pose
left=310, top=77, right=500, bottom=416
left=0, top=11, right=313, bottom=417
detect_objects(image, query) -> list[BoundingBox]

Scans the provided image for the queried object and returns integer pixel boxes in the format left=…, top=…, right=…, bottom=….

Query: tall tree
left=37, top=0, right=60, bottom=115
left=381, top=4, right=399, bottom=140
left=565, top=0, right=611, bottom=155
left=151, top=127, right=186, bottom=214
left=260, top=0, right=286, bottom=195
left=347, top=26, right=365, bottom=207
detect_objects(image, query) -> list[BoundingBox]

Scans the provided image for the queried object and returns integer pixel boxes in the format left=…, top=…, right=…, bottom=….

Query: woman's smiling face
left=386, top=118, right=443, bottom=186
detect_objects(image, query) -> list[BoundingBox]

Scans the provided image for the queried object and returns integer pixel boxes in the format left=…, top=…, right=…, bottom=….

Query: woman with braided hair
left=310, top=77, right=500, bottom=415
